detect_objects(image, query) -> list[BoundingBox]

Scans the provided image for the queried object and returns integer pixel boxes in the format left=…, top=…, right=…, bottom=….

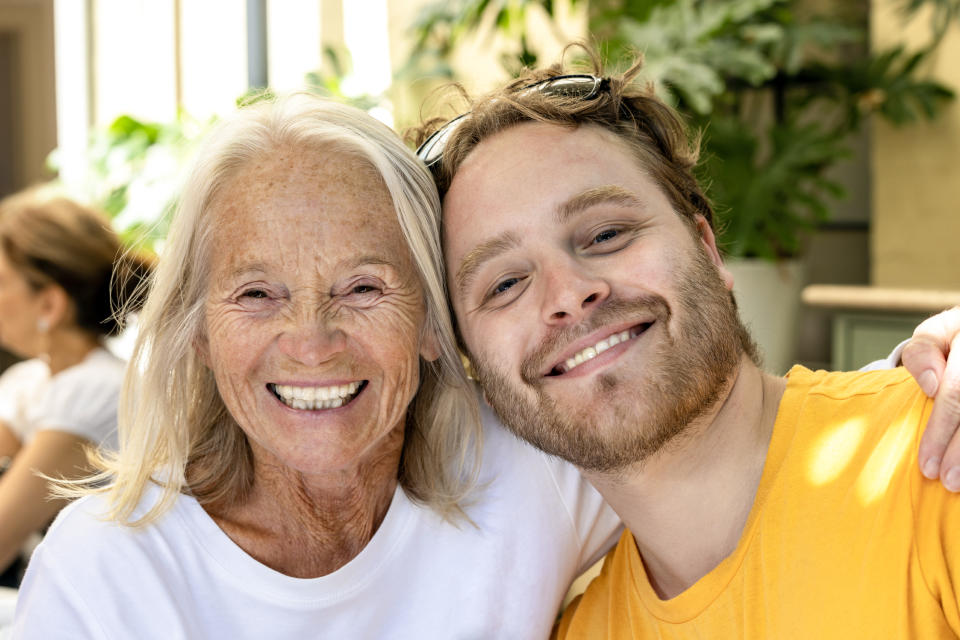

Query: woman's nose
left=276, top=317, right=347, bottom=368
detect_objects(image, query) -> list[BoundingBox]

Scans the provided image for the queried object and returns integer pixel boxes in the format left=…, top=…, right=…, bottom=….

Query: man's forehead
left=441, top=122, right=651, bottom=228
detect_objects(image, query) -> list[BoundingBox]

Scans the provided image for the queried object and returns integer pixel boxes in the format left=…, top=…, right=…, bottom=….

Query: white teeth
left=559, top=327, right=647, bottom=374
left=272, top=381, right=362, bottom=410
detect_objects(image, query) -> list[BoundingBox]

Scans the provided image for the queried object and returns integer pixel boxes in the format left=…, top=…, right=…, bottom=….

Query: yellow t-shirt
left=555, top=367, right=960, bottom=639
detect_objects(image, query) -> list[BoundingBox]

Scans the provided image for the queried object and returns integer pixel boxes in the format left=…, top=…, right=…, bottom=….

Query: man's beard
left=471, top=249, right=756, bottom=474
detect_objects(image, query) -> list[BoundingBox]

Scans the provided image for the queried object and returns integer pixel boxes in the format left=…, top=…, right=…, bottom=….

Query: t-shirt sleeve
left=0, top=360, right=46, bottom=440
left=29, top=355, right=123, bottom=447
left=912, top=396, right=960, bottom=634
left=12, top=543, right=109, bottom=639
left=0, top=364, right=25, bottom=424
left=860, top=339, right=907, bottom=371
left=545, top=456, right=623, bottom=573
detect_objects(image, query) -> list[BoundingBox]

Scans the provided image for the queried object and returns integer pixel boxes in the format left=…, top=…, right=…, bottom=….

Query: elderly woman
left=0, top=192, right=150, bottom=585
left=11, top=94, right=620, bottom=638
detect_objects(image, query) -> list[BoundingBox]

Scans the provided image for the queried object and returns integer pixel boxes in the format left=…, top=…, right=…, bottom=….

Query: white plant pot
left=725, top=258, right=805, bottom=375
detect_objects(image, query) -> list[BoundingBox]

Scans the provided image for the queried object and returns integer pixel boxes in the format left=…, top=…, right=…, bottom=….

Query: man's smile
left=544, top=321, right=655, bottom=377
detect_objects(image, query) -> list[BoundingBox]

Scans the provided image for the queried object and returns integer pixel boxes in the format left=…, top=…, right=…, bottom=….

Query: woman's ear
left=419, top=323, right=442, bottom=363
left=694, top=215, right=734, bottom=291
left=36, top=284, right=71, bottom=331
left=193, top=333, right=211, bottom=368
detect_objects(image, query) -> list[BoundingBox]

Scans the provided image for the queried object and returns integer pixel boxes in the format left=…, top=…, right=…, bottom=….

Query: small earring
left=36, top=318, right=49, bottom=333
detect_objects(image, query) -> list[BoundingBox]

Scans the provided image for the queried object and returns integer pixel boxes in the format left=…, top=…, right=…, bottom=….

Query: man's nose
left=540, top=259, right=610, bottom=327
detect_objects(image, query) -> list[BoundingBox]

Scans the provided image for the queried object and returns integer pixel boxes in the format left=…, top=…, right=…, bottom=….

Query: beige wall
left=0, top=0, right=56, bottom=193
left=871, top=0, right=960, bottom=288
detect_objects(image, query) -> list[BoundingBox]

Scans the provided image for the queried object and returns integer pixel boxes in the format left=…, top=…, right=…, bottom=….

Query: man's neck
left=583, top=355, right=786, bottom=599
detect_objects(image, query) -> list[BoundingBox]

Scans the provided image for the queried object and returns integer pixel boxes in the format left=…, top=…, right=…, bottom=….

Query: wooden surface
left=802, top=285, right=960, bottom=314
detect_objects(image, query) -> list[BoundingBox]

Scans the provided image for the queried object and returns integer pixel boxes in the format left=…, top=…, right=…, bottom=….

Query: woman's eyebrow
left=556, top=185, right=646, bottom=223
left=218, top=263, right=268, bottom=286
left=343, top=255, right=397, bottom=270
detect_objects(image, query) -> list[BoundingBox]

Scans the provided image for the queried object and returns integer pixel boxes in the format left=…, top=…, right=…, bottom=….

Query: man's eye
left=592, top=228, right=619, bottom=244
left=491, top=277, right=521, bottom=297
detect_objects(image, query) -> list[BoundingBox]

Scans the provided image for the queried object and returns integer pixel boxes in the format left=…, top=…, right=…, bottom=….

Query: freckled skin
left=200, top=147, right=436, bottom=576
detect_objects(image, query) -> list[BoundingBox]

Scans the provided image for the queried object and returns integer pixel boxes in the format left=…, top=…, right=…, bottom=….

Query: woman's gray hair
left=85, top=93, right=482, bottom=525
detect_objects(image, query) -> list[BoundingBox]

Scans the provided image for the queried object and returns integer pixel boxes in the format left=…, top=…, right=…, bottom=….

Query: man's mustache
left=520, top=295, right=672, bottom=383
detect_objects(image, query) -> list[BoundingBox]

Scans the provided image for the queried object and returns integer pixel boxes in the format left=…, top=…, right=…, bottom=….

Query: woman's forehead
left=205, top=150, right=414, bottom=277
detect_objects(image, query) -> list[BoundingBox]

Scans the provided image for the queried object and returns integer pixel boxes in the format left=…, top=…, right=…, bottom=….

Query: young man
left=416, top=53, right=960, bottom=637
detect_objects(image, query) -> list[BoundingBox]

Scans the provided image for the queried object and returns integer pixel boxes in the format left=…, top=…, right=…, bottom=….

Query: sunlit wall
left=871, top=0, right=960, bottom=289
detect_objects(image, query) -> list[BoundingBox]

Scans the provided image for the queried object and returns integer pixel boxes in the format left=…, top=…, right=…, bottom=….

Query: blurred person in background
left=0, top=191, right=151, bottom=586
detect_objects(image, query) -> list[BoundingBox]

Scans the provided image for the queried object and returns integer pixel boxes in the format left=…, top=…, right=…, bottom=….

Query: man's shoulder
left=785, top=365, right=920, bottom=400
left=554, top=530, right=636, bottom=640
left=779, top=365, right=930, bottom=451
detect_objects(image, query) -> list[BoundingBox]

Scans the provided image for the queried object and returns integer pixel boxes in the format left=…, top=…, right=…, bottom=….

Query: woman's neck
left=43, top=329, right=101, bottom=375
left=206, top=425, right=405, bottom=578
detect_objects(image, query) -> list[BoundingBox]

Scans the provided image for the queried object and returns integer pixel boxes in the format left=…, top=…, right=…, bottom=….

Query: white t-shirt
left=11, top=401, right=622, bottom=639
left=0, top=348, right=124, bottom=450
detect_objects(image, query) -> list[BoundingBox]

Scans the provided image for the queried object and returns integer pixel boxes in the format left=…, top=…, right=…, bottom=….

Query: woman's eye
left=352, top=284, right=378, bottom=295
left=240, top=289, right=269, bottom=299
left=341, top=280, right=385, bottom=302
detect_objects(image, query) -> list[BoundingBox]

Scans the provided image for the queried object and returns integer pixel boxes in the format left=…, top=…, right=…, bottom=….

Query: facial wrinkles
left=199, top=148, right=432, bottom=478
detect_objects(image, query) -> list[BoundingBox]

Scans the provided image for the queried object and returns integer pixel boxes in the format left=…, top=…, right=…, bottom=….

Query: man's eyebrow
left=556, top=185, right=646, bottom=223
left=455, top=231, right=521, bottom=297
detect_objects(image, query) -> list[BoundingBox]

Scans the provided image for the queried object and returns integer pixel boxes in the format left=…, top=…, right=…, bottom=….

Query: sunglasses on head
left=415, top=74, right=611, bottom=175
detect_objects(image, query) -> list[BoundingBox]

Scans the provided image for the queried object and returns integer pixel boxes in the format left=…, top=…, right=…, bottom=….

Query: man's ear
left=694, top=215, right=734, bottom=292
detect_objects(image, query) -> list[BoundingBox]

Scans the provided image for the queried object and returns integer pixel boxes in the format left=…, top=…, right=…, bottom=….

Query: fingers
left=905, top=307, right=960, bottom=488
left=902, top=337, right=946, bottom=397
left=902, top=308, right=960, bottom=393
left=933, top=337, right=960, bottom=489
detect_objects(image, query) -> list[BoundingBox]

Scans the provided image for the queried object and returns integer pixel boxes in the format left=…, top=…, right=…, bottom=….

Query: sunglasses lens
left=417, top=114, right=465, bottom=168
left=527, top=75, right=601, bottom=99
